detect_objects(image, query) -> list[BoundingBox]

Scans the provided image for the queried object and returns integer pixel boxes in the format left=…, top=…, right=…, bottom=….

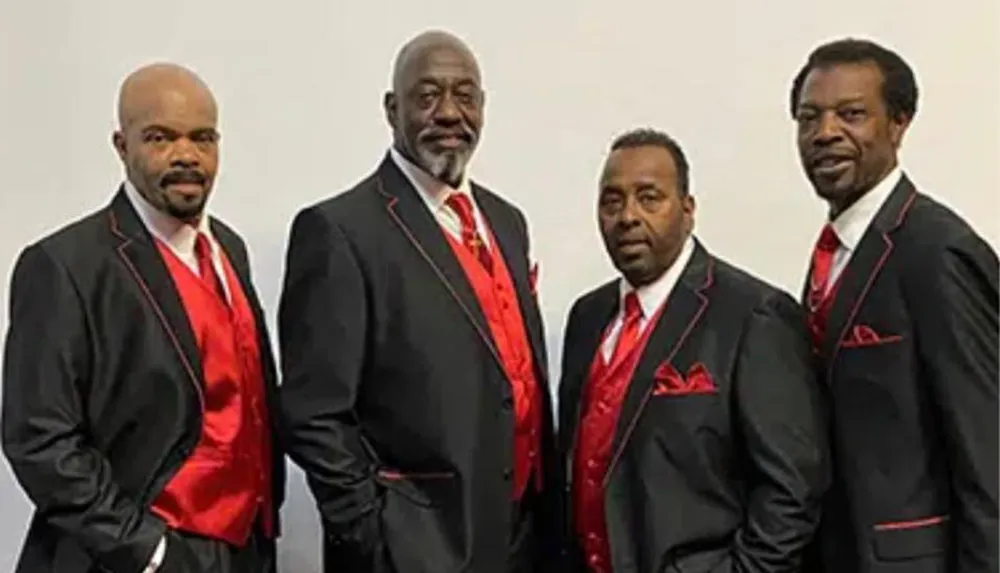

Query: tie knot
left=194, top=232, right=212, bottom=260
left=445, top=193, right=476, bottom=229
left=816, top=224, right=840, bottom=253
left=623, top=292, right=642, bottom=322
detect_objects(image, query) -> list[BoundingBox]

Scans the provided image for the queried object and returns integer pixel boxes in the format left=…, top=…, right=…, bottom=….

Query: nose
left=812, top=111, right=843, bottom=147
left=168, top=137, right=200, bottom=167
left=619, top=196, right=641, bottom=226
left=432, top=93, right=462, bottom=125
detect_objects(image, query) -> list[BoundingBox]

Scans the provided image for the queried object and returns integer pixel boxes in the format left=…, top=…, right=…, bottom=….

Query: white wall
left=1, top=1, right=997, bottom=570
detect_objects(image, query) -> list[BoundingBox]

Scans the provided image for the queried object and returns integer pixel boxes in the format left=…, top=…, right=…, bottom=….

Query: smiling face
left=598, top=145, right=695, bottom=288
left=794, top=61, right=908, bottom=216
left=113, top=65, right=219, bottom=223
left=384, top=34, right=484, bottom=187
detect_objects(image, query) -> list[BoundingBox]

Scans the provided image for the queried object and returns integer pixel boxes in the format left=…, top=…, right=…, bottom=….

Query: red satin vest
left=573, top=305, right=663, bottom=573
left=443, top=226, right=543, bottom=500
left=152, top=240, right=273, bottom=545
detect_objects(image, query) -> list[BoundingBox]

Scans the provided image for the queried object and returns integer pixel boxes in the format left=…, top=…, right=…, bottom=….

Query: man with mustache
left=2, top=63, right=283, bottom=573
left=791, top=38, right=998, bottom=573
left=278, top=30, right=556, bottom=573
left=556, top=128, right=829, bottom=573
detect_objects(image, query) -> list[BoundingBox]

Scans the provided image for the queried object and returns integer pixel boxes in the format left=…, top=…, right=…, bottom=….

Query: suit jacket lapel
left=560, top=283, right=618, bottom=473
left=474, top=185, right=548, bottom=377
left=604, top=242, right=713, bottom=484
left=376, top=155, right=499, bottom=362
left=108, top=187, right=204, bottom=392
left=822, top=176, right=917, bottom=370
left=212, top=224, right=278, bottom=392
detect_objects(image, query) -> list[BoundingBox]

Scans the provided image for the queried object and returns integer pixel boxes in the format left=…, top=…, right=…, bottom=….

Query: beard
left=416, top=146, right=470, bottom=188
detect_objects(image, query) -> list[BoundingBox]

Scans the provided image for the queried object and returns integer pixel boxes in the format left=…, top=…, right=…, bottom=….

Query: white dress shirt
left=124, top=180, right=229, bottom=571
left=124, top=180, right=230, bottom=302
left=389, top=147, right=491, bottom=247
left=601, top=236, right=696, bottom=361
left=824, top=166, right=903, bottom=293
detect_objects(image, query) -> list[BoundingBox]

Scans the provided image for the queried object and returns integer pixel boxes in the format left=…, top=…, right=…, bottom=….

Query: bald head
left=112, top=62, right=220, bottom=224
left=117, top=62, right=217, bottom=131
left=384, top=30, right=484, bottom=187
left=391, top=30, right=480, bottom=93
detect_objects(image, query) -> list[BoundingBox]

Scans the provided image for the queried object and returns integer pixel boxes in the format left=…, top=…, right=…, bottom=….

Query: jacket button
left=503, top=468, right=513, bottom=481
left=502, top=397, right=514, bottom=409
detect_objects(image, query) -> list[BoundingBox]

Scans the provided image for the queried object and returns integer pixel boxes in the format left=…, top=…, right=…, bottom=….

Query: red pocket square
left=529, top=262, right=539, bottom=296
left=843, top=324, right=902, bottom=347
left=653, top=362, right=717, bottom=395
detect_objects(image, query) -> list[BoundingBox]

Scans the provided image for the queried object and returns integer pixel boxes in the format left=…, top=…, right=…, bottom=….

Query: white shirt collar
left=619, top=235, right=696, bottom=318
left=389, top=146, right=473, bottom=210
left=122, top=179, right=212, bottom=255
left=830, top=165, right=903, bottom=250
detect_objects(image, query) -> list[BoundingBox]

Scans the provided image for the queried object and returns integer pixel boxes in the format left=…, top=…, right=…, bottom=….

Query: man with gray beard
left=277, top=30, right=558, bottom=573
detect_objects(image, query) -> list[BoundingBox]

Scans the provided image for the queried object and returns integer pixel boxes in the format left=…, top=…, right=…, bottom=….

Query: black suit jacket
left=557, top=242, right=830, bottom=573
left=1, top=189, right=285, bottom=573
left=804, top=175, right=999, bottom=573
left=277, top=155, right=558, bottom=573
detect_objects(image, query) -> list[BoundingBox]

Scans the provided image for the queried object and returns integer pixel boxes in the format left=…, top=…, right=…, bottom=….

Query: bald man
left=278, top=30, right=557, bottom=573
left=2, top=63, right=284, bottom=573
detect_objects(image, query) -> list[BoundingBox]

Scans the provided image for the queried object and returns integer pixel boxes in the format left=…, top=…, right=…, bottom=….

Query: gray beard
left=418, top=148, right=468, bottom=187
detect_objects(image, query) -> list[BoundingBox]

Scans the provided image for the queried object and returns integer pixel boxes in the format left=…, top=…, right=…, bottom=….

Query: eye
left=840, top=108, right=866, bottom=122
left=143, top=131, right=167, bottom=144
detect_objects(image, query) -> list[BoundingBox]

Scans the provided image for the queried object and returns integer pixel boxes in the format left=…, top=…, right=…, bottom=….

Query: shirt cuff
left=142, top=535, right=167, bottom=573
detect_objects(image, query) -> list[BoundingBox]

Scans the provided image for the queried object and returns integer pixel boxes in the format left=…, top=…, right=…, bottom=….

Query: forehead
left=129, top=86, right=217, bottom=131
left=799, top=62, right=885, bottom=106
left=401, top=46, right=480, bottom=87
left=602, top=146, right=678, bottom=187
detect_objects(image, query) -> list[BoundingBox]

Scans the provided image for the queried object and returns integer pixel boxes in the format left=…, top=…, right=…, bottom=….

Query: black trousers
left=508, top=486, right=539, bottom=573
left=160, top=525, right=274, bottom=573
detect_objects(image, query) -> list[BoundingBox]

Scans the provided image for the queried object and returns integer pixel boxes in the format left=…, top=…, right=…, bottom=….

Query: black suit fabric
left=557, top=242, right=830, bottom=573
left=805, top=176, right=999, bottom=573
left=277, top=155, right=558, bottom=573
left=1, top=189, right=284, bottom=573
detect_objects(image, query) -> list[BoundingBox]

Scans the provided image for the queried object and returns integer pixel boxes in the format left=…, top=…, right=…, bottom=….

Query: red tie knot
left=816, top=224, right=840, bottom=254
left=622, top=291, right=643, bottom=323
left=194, top=232, right=213, bottom=260
left=444, top=193, right=476, bottom=229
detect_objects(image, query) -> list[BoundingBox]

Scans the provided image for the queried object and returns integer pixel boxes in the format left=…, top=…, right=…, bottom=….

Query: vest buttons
left=502, top=397, right=514, bottom=410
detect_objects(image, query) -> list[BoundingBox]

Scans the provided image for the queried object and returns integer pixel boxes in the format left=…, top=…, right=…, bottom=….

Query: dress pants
left=160, top=524, right=274, bottom=573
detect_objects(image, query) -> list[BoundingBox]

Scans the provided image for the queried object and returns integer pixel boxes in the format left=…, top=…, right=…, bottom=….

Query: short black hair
left=789, top=38, right=918, bottom=123
left=609, top=127, right=690, bottom=196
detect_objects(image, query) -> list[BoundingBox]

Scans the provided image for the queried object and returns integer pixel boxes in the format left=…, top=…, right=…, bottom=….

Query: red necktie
left=608, top=292, right=643, bottom=368
left=194, top=233, right=227, bottom=304
left=445, top=193, right=493, bottom=274
left=808, top=224, right=841, bottom=312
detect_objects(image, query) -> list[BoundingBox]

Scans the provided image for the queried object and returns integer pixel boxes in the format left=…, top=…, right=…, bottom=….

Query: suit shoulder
left=904, top=191, right=979, bottom=238
left=295, top=170, right=384, bottom=227
left=27, top=206, right=111, bottom=261
left=897, top=191, right=997, bottom=264
left=569, top=280, right=618, bottom=318
left=709, top=255, right=801, bottom=313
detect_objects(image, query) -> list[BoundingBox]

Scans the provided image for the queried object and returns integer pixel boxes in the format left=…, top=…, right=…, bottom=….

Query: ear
left=383, top=91, right=398, bottom=130
left=888, top=114, right=911, bottom=150
left=112, top=131, right=127, bottom=161
left=682, top=193, right=696, bottom=233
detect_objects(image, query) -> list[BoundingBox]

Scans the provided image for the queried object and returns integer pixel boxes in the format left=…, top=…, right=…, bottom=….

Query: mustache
left=160, top=169, right=206, bottom=187
left=419, top=127, right=475, bottom=143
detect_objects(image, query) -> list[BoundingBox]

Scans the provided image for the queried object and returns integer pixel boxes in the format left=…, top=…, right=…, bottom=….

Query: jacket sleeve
left=729, top=292, right=831, bottom=572
left=1, top=244, right=165, bottom=573
left=277, top=207, right=382, bottom=567
left=909, top=231, right=999, bottom=572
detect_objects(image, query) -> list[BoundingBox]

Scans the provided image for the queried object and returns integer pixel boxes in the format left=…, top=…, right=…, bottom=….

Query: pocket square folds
left=842, top=324, right=902, bottom=347
left=653, top=362, right=717, bottom=396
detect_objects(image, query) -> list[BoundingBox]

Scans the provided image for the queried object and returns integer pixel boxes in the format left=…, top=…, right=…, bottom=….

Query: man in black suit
left=1, top=63, right=283, bottom=573
left=278, top=30, right=556, bottom=573
left=791, top=38, right=999, bottom=573
left=557, top=128, right=829, bottom=573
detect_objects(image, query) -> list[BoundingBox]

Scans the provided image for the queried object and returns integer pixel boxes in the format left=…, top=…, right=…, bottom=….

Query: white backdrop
left=2, top=1, right=997, bottom=570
